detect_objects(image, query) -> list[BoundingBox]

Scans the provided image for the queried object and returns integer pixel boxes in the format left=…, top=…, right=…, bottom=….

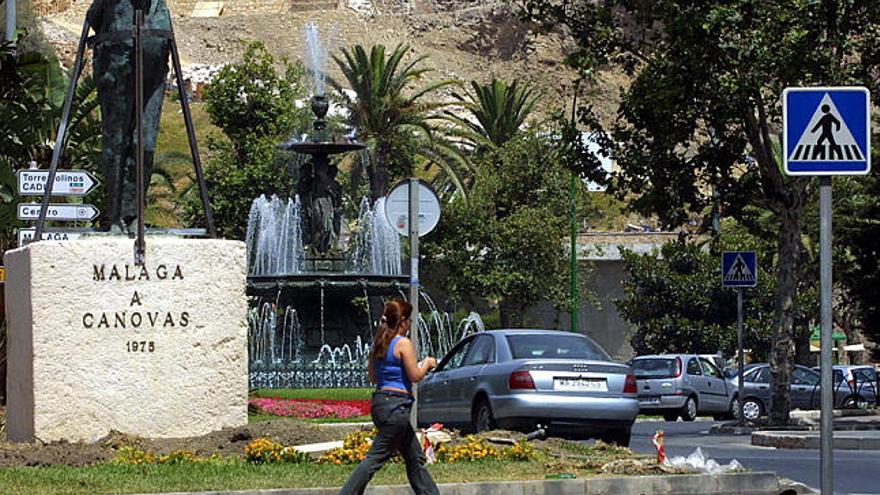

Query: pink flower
left=249, top=398, right=371, bottom=419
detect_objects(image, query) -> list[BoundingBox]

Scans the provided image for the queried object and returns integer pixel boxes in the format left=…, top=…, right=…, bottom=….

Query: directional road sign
left=783, top=87, right=871, bottom=176
left=17, top=228, right=85, bottom=247
left=17, top=203, right=100, bottom=222
left=17, top=169, right=101, bottom=196
left=722, top=251, right=758, bottom=288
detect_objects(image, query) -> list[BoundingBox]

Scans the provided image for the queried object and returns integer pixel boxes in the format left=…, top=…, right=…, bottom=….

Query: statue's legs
left=95, top=39, right=169, bottom=231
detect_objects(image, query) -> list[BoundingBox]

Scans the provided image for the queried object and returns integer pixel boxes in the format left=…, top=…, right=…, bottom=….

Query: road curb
left=752, top=431, right=880, bottom=450
left=137, top=472, right=781, bottom=495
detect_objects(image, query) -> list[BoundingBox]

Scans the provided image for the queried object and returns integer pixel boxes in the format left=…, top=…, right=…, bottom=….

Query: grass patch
left=250, top=388, right=373, bottom=401
left=0, top=459, right=600, bottom=495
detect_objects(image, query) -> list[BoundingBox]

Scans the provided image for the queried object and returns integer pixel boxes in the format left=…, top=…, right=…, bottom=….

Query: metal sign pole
left=133, top=5, right=146, bottom=265
left=737, top=288, right=745, bottom=426
left=408, top=177, right=420, bottom=429
left=819, top=176, right=834, bottom=494
left=34, top=21, right=91, bottom=240
left=4, top=0, right=15, bottom=42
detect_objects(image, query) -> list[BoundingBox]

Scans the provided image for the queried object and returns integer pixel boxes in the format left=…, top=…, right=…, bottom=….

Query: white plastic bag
left=663, top=447, right=743, bottom=474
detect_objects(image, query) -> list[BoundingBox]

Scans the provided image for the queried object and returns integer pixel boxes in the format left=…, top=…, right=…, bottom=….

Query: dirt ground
left=37, top=1, right=625, bottom=123
left=0, top=407, right=361, bottom=468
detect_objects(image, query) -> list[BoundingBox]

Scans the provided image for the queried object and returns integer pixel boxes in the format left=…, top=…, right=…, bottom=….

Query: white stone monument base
left=4, top=238, right=248, bottom=443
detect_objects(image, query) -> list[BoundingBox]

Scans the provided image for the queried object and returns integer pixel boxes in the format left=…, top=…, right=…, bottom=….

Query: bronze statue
left=86, top=0, right=171, bottom=233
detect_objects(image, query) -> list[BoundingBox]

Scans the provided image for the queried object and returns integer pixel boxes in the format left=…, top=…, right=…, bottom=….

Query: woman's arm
left=395, top=338, right=435, bottom=383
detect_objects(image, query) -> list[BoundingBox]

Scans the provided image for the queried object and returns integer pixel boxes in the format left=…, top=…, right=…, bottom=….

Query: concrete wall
left=523, top=260, right=635, bottom=362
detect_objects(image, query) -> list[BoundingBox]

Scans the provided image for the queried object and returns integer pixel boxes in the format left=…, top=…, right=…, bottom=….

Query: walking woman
left=338, top=299, right=440, bottom=495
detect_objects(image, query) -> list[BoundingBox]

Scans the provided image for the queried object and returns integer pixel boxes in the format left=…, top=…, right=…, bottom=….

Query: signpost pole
left=569, top=82, right=580, bottom=334
left=737, top=288, right=745, bottom=426
left=409, top=177, right=420, bottom=429
left=5, top=0, right=15, bottom=42
left=134, top=4, right=146, bottom=266
left=819, top=176, right=834, bottom=495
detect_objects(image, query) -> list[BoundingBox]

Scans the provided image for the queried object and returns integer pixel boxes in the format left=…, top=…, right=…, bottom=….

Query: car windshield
left=506, top=334, right=610, bottom=361
left=632, top=358, right=678, bottom=379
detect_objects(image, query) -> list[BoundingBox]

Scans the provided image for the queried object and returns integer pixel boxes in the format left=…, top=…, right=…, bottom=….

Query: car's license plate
left=639, top=397, right=661, bottom=405
left=554, top=378, right=607, bottom=392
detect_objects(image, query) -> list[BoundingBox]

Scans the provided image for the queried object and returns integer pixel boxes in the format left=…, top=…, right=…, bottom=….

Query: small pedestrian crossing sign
left=722, top=252, right=757, bottom=288
left=783, top=87, right=871, bottom=176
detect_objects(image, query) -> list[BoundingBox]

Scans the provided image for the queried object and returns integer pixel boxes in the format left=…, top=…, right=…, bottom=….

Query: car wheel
left=727, top=396, right=740, bottom=420
left=472, top=398, right=496, bottom=433
left=663, top=412, right=679, bottom=422
left=681, top=396, right=698, bottom=422
left=599, top=427, right=632, bottom=447
left=741, top=398, right=763, bottom=422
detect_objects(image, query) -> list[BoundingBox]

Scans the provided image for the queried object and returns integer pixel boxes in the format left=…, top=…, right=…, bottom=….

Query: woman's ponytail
left=370, top=299, right=413, bottom=360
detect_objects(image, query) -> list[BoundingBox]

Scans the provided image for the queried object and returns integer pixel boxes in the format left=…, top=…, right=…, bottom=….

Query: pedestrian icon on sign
left=783, top=87, right=871, bottom=175
left=722, top=252, right=758, bottom=288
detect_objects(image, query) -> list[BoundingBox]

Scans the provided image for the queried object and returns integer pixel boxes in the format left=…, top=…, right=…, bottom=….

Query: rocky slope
left=37, top=0, right=624, bottom=121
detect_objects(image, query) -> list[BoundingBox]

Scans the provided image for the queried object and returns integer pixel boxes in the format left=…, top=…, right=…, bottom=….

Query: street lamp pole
left=569, top=80, right=581, bottom=333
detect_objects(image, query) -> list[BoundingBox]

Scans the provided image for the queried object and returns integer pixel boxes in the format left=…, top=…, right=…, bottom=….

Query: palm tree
left=444, top=79, right=540, bottom=151
left=331, top=43, right=469, bottom=201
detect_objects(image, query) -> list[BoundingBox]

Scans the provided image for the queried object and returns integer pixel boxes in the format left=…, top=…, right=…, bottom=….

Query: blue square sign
left=722, top=252, right=757, bottom=288
left=783, top=87, right=871, bottom=176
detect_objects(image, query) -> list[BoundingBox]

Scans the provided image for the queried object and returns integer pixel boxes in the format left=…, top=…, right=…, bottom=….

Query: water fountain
left=245, top=24, right=483, bottom=388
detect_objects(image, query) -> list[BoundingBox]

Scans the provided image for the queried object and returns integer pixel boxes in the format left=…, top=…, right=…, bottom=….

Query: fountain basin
left=247, top=273, right=408, bottom=298
left=280, top=141, right=366, bottom=155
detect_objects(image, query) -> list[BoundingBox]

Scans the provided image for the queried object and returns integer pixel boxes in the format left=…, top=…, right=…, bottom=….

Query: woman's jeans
left=338, top=391, right=440, bottom=495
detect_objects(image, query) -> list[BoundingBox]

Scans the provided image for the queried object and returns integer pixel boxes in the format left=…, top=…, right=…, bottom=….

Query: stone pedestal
left=4, top=238, right=248, bottom=443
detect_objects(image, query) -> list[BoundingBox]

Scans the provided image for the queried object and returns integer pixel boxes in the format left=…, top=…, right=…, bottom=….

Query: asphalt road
left=628, top=420, right=880, bottom=495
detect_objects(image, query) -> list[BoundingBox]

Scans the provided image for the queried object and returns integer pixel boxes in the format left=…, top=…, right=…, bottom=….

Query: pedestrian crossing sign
left=783, top=87, right=871, bottom=176
left=722, top=252, right=757, bottom=288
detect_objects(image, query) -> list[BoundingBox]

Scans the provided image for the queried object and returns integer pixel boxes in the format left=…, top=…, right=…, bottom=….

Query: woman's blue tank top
left=375, top=335, right=412, bottom=394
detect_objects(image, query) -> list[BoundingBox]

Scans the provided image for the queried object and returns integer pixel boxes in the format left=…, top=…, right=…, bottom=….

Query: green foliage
left=425, top=133, right=577, bottom=326
left=204, top=42, right=308, bottom=154
left=331, top=44, right=469, bottom=200
left=520, top=0, right=880, bottom=424
left=444, top=79, right=540, bottom=150
left=618, top=221, right=819, bottom=360
left=828, top=172, right=880, bottom=360
left=0, top=37, right=101, bottom=250
left=185, top=42, right=310, bottom=239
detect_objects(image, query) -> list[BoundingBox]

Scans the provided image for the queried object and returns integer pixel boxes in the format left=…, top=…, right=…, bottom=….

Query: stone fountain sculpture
left=281, top=96, right=363, bottom=255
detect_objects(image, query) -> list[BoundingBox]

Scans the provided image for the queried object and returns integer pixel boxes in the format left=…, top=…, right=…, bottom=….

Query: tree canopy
left=520, top=0, right=880, bottom=424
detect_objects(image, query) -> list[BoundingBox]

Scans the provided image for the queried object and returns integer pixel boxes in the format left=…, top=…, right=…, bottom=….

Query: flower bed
left=250, top=397, right=371, bottom=419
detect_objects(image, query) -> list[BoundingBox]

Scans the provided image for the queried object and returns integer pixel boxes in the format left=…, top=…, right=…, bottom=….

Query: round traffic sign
left=384, top=179, right=441, bottom=237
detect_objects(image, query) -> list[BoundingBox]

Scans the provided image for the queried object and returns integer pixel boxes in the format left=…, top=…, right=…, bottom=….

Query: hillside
left=37, top=0, right=625, bottom=122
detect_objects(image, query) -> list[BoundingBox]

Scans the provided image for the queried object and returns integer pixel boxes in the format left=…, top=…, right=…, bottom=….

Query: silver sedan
left=416, top=329, right=639, bottom=445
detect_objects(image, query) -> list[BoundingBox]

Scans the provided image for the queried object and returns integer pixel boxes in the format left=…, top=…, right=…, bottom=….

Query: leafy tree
left=520, top=0, right=880, bottom=424
left=331, top=44, right=469, bottom=200
left=444, top=79, right=540, bottom=151
left=184, top=42, right=310, bottom=239
left=619, top=226, right=798, bottom=360
left=827, top=173, right=880, bottom=360
left=426, top=133, right=579, bottom=326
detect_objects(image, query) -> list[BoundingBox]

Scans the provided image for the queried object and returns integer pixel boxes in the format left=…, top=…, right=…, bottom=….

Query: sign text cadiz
left=17, top=170, right=101, bottom=196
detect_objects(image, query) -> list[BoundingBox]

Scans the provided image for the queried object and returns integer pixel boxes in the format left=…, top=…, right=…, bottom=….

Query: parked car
left=811, top=365, right=879, bottom=407
left=416, top=329, right=639, bottom=445
left=735, top=364, right=876, bottom=421
left=631, top=354, right=738, bottom=422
